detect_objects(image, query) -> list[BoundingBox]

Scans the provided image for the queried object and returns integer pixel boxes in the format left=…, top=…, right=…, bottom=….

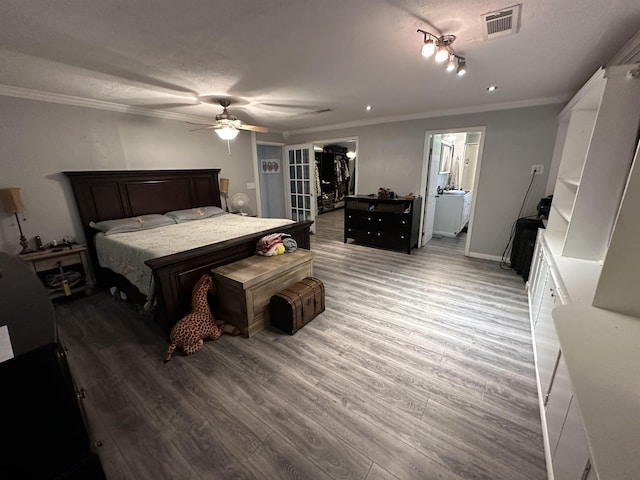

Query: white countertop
left=541, top=230, right=603, bottom=305
left=553, top=304, right=640, bottom=480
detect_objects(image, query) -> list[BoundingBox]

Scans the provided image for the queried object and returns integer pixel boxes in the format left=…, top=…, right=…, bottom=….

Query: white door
left=256, top=143, right=286, bottom=218
left=284, top=144, right=316, bottom=233
left=421, top=135, right=442, bottom=245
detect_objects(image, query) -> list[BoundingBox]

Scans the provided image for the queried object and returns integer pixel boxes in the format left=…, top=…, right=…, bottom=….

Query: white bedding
left=95, top=213, right=295, bottom=301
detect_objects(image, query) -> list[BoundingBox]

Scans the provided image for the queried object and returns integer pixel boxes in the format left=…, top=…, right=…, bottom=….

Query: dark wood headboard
left=64, top=169, right=222, bottom=271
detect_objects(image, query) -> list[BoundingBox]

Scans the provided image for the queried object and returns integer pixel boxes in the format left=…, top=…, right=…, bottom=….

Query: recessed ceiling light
left=366, top=105, right=373, bottom=111
left=487, top=85, right=498, bottom=92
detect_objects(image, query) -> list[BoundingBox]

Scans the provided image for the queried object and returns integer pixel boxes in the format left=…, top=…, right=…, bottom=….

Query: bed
left=64, top=169, right=313, bottom=332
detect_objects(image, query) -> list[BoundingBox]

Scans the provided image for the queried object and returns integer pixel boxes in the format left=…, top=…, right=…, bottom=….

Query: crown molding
left=608, top=30, right=640, bottom=66
left=286, top=95, right=569, bottom=136
left=0, top=83, right=567, bottom=136
left=0, top=84, right=208, bottom=123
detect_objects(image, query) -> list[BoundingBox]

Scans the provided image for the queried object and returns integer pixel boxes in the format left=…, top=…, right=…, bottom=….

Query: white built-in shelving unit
left=529, top=60, right=640, bottom=480
left=546, top=65, right=640, bottom=261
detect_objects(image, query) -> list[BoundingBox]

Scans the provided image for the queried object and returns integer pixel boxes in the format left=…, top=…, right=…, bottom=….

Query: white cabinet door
left=545, top=353, right=573, bottom=455
left=433, top=194, right=466, bottom=237
left=534, top=272, right=560, bottom=399
left=530, top=246, right=550, bottom=327
left=545, top=353, right=592, bottom=480
left=552, top=394, right=590, bottom=480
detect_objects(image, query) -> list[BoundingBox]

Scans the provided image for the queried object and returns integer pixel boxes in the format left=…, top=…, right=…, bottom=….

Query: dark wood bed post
left=63, top=169, right=313, bottom=333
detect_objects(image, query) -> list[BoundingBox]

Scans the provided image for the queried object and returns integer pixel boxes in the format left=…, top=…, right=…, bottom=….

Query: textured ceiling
left=0, top=0, right=638, bottom=133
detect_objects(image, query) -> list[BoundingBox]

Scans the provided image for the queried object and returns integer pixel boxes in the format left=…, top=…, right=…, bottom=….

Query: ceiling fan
left=187, top=99, right=268, bottom=140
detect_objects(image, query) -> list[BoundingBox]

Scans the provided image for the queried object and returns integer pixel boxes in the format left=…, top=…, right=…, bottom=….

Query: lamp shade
left=219, top=178, right=229, bottom=194
left=446, top=54, right=456, bottom=72
left=0, top=187, right=26, bottom=214
left=435, top=45, right=449, bottom=63
left=456, top=58, right=467, bottom=76
left=215, top=126, right=239, bottom=140
left=421, top=38, right=435, bottom=57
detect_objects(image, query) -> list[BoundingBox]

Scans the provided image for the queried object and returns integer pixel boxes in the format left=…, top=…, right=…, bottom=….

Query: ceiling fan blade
left=239, top=124, right=269, bottom=133
left=188, top=125, right=217, bottom=132
left=186, top=121, right=216, bottom=126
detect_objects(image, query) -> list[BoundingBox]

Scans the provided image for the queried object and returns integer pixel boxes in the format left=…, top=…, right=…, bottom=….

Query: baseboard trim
left=467, top=251, right=503, bottom=262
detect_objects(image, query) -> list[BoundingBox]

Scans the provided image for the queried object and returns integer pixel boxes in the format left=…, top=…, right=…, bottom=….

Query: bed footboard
left=145, top=220, right=312, bottom=332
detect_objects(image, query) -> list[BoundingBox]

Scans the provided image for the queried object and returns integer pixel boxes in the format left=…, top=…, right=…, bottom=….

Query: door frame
left=255, top=139, right=286, bottom=218
left=308, top=136, right=359, bottom=195
left=418, top=126, right=486, bottom=256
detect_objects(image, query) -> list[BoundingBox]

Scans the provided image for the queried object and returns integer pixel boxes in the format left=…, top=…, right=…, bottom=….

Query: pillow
left=165, top=206, right=226, bottom=223
left=90, top=214, right=176, bottom=235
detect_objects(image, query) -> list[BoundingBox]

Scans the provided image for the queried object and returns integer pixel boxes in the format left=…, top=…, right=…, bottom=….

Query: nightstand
left=19, top=244, right=95, bottom=299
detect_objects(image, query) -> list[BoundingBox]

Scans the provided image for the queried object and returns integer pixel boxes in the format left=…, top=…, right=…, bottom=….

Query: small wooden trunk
left=270, top=277, right=325, bottom=334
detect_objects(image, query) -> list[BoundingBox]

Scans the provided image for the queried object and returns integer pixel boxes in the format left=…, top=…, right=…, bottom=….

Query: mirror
left=439, top=142, right=453, bottom=174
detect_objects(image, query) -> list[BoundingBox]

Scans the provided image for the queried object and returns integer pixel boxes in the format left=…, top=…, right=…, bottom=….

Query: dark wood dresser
left=344, top=195, right=422, bottom=254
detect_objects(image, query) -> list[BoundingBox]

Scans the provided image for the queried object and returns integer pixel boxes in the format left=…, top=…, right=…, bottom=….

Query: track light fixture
left=417, top=29, right=467, bottom=76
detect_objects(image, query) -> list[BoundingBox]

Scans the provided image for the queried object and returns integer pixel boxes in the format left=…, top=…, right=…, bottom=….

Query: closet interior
left=315, top=145, right=353, bottom=214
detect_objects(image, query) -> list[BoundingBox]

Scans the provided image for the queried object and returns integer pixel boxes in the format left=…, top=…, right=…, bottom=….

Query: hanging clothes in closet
left=315, top=149, right=350, bottom=214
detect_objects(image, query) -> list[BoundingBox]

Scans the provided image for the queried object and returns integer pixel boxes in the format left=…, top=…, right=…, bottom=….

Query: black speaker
left=511, top=218, right=545, bottom=280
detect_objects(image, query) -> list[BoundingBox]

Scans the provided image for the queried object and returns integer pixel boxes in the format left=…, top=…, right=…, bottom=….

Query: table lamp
left=0, top=187, right=32, bottom=254
left=219, top=178, right=230, bottom=212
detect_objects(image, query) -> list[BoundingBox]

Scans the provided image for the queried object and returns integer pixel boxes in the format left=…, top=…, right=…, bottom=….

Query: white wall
left=285, top=104, right=561, bottom=259
left=0, top=95, right=561, bottom=260
left=0, top=96, right=256, bottom=254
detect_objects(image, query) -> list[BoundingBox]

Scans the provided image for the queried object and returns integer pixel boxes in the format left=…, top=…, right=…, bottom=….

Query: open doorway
left=418, top=127, right=485, bottom=256
left=311, top=137, right=358, bottom=241
left=255, top=137, right=358, bottom=241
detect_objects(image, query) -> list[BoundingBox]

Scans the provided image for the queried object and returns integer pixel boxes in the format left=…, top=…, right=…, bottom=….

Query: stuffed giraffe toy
left=164, top=273, right=238, bottom=362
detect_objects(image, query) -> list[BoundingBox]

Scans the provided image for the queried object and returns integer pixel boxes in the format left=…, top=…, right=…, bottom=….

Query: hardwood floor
left=55, top=209, right=546, bottom=480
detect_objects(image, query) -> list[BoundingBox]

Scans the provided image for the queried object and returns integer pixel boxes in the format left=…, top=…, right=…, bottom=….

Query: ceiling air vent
left=481, top=4, right=521, bottom=40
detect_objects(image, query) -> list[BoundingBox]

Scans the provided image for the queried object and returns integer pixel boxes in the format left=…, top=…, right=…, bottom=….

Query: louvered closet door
left=284, top=144, right=316, bottom=233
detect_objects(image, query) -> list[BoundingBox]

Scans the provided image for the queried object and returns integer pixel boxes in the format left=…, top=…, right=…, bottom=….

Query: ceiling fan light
left=215, top=126, right=239, bottom=140
left=421, top=38, right=436, bottom=57
left=456, top=58, right=467, bottom=76
left=435, top=45, right=449, bottom=63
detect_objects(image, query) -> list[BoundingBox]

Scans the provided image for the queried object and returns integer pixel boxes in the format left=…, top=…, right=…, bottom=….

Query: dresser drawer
left=32, top=252, right=82, bottom=272
left=346, top=213, right=383, bottom=228
left=347, top=212, right=410, bottom=230
left=378, top=214, right=410, bottom=229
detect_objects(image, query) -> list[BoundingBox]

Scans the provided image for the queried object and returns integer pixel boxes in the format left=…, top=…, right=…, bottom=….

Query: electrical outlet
left=531, top=164, right=544, bottom=175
